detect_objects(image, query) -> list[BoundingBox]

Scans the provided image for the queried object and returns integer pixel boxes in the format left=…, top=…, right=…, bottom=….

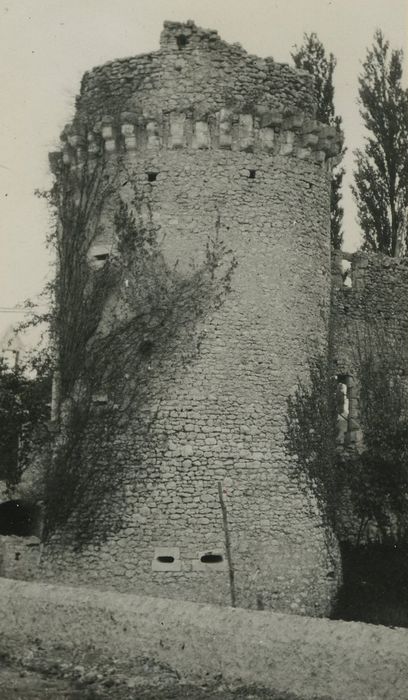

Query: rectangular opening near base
left=192, top=550, right=227, bottom=572
left=152, top=547, right=181, bottom=572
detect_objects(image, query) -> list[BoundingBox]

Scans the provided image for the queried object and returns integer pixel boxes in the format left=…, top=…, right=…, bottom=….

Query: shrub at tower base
left=37, top=20, right=343, bottom=616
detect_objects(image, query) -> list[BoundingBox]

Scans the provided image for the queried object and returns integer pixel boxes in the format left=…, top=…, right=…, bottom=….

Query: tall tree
left=352, top=30, right=408, bottom=256
left=0, top=354, right=51, bottom=488
left=292, top=33, right=345, bottom=249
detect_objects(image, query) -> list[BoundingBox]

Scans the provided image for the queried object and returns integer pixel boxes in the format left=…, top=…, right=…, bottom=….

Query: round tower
left=42, top=21, right=343, bottom=616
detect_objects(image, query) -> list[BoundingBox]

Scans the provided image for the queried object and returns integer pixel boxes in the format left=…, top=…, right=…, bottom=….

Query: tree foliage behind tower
left=0, top=355, right=51, bottom=489
left=292, top=32, right=344, bottom=249
left=352, top=30, right=408, bottom=256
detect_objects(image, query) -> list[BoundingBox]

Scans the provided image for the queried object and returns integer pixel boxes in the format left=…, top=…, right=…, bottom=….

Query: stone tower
left=42, top=21, right=343, bottom=616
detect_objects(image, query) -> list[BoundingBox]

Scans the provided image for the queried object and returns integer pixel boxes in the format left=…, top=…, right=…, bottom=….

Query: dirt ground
left=0, top=656, right=325, bottom=700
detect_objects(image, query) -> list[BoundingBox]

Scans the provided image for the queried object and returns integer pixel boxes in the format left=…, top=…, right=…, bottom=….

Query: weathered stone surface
left=0, top=536, right=41, bottom=581
left=38, top=21, right=343, bottom=616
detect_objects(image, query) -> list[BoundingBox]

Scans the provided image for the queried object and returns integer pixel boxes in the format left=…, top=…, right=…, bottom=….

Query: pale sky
left=1, top=0, right=407, bottom=328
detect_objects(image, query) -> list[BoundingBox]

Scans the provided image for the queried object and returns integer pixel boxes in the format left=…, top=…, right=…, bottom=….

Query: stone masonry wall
left=76, top=21, right=317, bottom=126
left=332, top=250, right=408, bottom=377
left=0, top=536, right=41, bottom=581
left=39, top=22, right=343, bottom=617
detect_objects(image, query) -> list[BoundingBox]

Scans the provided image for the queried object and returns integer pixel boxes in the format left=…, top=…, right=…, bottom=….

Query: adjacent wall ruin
left=332, top=250, right=408, bottom=374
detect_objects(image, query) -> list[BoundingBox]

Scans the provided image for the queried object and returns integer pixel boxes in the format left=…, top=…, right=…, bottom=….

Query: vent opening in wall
left=200, top=553, right=223, bottom=564
left=147, top=171, right=158, bottom=183
left=193, top=550, right=226, bottom=571
left=248, top=169, right=256, bottom=179
left=94, top=253, right=109, bottom=262
left=152, top=547, right=181, bottom=571
left=157, top=555, right=174, bottom=564
left=176, top=34, right=189, bottom=49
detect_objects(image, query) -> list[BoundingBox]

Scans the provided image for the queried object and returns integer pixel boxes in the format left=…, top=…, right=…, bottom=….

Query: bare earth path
left=0, top=658, right=324, bottom=700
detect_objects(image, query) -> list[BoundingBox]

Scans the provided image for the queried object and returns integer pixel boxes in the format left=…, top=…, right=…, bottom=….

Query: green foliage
left=0, top=355, right=52, bottom=488
left=285, top=354, right=342, bottom=529
left=352, top=30, right=408, bottom=256
left=291, top=32, right=344, bottom=249
left=291, top=33, right=336, bottom=124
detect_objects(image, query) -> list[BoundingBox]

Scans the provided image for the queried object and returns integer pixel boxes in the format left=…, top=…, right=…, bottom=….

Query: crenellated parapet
left=50, top=106, right=343, bottom=173
left=53, top=20, right=343, bottom=175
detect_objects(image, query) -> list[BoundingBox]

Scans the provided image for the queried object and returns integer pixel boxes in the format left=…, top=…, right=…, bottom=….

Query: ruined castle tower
left=43, top=21, right=343, bottom=615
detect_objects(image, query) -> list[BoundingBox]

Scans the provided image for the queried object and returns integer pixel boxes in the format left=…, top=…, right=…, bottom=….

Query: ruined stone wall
left=332, top=249, right=408, bottom=380
left=76, top=20, right=317, bottom=126
left=39, top=22, right=343, bottom=616
left=332, top=250, right=408, bottom=541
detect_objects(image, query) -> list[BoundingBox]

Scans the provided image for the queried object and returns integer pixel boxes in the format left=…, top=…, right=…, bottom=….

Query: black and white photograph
left=0, top=1, right=407, bottom=697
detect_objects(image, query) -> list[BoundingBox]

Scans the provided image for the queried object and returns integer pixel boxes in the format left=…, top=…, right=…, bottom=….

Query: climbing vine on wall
left=43, top=145, right=237, bottom=547
left=284, top=352, right=343, bottom=532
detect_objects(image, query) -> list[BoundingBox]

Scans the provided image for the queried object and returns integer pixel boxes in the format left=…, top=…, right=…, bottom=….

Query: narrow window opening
left=157, top=555, right=175, bottom=564
left=336, top=376, right=349, bottom=419
left=200, top=553, right=223, bottom=564
left=248, top=169, right=256, bottom=179
left=92, top=394, right=108, bottom=406
left=336, top=374, right=359, bottom=446
left=147, top=171, right=158, bottom=183
left=341, top=259, right=352, bottom=288
left=15, top=552, right=21, bottom=561
left=88, top=244, right=112, bottom=269
left=176, top=34, right=189, bottom=49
